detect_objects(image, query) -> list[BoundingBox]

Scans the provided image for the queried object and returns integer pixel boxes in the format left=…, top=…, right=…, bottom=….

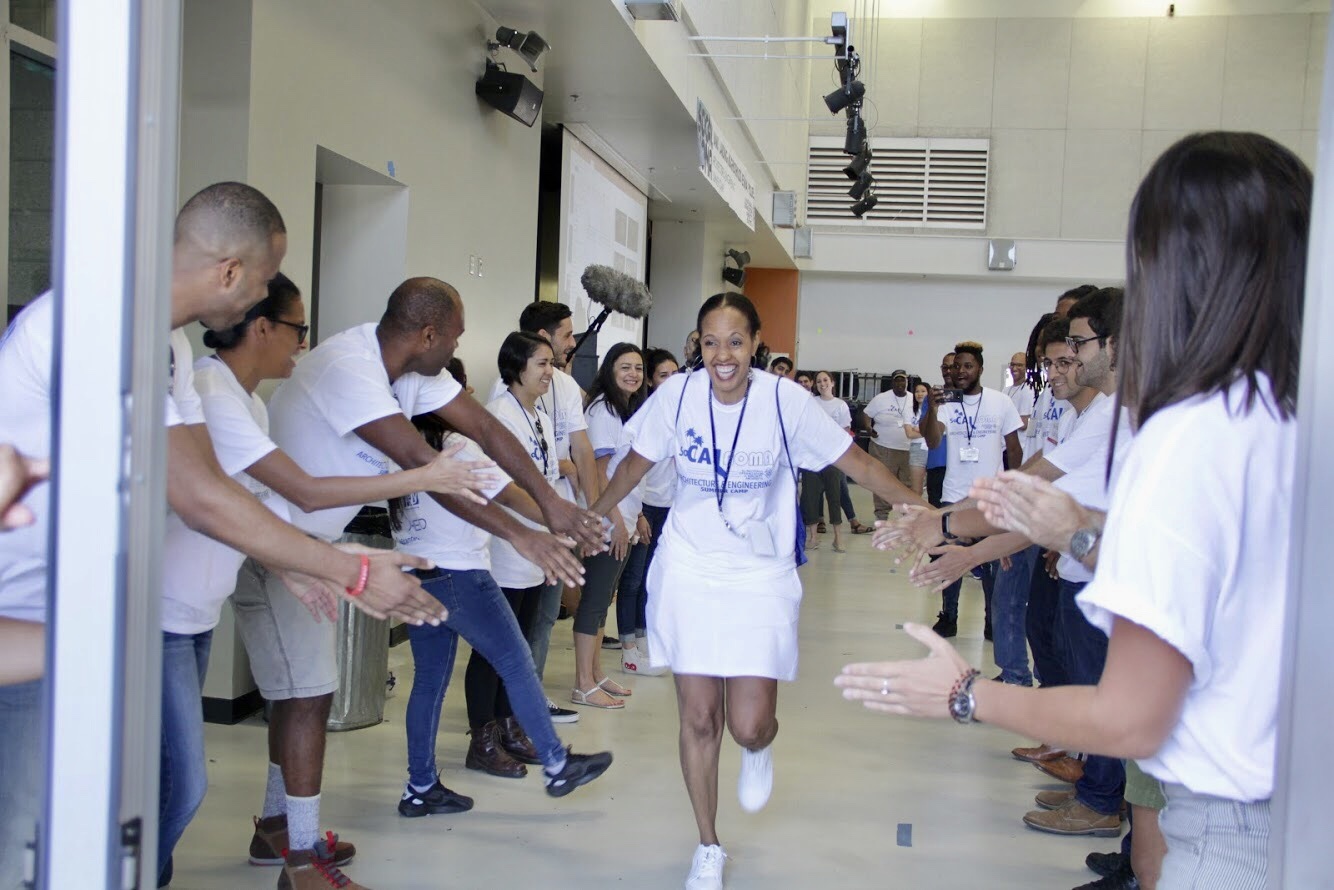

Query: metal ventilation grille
left=806, top=136, right=990, bottom=229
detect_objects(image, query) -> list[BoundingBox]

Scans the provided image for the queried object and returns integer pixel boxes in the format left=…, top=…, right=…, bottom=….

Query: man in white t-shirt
left=0, top=183, right=450, bottom=890
left=921, top=342, right=1022, bottom=639
left=1004, top=352, right=1036, bottom=430
left=236, top=280, right=603, bottom=883
left=860, top=369, right=916, bottom=520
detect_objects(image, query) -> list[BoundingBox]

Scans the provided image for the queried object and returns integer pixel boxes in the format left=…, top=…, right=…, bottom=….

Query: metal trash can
left=327, top=508, right=393, bottom=732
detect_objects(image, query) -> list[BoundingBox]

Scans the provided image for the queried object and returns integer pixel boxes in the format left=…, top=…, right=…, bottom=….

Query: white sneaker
left=621, top=646, right=668, bottom=676
left=737, top=744, right=773, bottom=813
left=685, top=844, right=726, bottom=890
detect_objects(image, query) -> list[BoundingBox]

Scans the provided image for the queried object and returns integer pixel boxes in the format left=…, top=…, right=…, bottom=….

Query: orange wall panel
left=742, top=268, right=800, bottom=361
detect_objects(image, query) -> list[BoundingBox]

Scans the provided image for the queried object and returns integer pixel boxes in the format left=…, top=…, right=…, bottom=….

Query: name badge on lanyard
left=959, top=445, right=981, bottom=463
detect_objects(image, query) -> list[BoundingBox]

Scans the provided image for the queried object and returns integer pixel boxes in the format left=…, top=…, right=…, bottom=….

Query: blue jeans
left=616, top=540, right=649, bottom=639
left=158, top=630, right=213, bottom=885
left=642, top=505, right=670, bottom=572
left=942, top=558, right=996, bottom=623
left=0, top=678, right=43, bottom=890
left=408, top=570, right=563, bottom=787
left=991, top=546, right=1037, bottom=685
left=1059, top=579, right=1125, bottom=816
left=524, top=579, right=562, bottom=680
left=1027, top=555, right=1067, bottom=687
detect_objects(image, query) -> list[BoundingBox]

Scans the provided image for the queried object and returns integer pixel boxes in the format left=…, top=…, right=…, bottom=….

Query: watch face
left=1072, top=528, right=1097, bottom=558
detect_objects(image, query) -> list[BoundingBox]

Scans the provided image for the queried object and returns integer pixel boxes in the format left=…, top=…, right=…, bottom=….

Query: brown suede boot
left=249, top=815, right=355, bottom=867
left=465, top=721, right=526, bottom=778
left=278, top=841, right=368, bottom=889
left=497, top=715, right=542, bottom=765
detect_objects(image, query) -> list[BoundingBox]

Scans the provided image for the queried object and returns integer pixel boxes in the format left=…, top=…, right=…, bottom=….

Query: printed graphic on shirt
left=677, top=426, right=777, bottom=494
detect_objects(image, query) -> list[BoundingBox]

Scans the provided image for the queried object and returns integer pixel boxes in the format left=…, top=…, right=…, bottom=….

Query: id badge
left=747, top=520, right=778, bottom=557
left=959, top=445, right=981, bottom=463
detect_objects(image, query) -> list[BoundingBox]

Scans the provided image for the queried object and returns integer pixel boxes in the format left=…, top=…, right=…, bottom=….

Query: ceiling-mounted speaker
left=475, top=60, right=543, bottom=127
left=794, top=227, right=813, bottom=259
left=773, top=191, right=796, bottom=228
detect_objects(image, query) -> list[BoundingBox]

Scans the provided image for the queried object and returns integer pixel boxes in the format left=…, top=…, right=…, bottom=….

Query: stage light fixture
left=848, top=171, right=873, bottom=200
left=851, top=190, right=878, bottom=218
left=824, top=79, right=865, bottom=114
left=726, top=248, right=751, bottom=267
left=494, top=26, right=550, bottom=72
left=842, top=145, right=870, bottom=180
left=844, top=113, right=866, bottom=155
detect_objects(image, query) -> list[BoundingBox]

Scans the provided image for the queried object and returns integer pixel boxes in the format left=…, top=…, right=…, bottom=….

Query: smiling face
left=199, top=233, right=287, bottom=331
left=1009, top=352, right=1027, bottom=387
left=953, top=352, right=982, bottom=394
left=940, top=353, right=956, bottom=387
left=1043, top=341, right=1082, bottom=402
left=699, top=306, right=758, bottom=401
left=651, top=358, right=679, bottom=388
left=891, top=375, right=908, bottom=396
left=259, top=297, right=308, bottom=380
left=545, top=317, right=576, bottom=369
left=914, top=383, right=928, bottom=404
left=796, top=372, right=813, bottom=392
left=513, top=342, right=555, bottom=400
left=815, top=371, right=835, bottom=398
left=613, top=350, right=644, bottom=396
left=1069, top=317, right=1114, bottom=388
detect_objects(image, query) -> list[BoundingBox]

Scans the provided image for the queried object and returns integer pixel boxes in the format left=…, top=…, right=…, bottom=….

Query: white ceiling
left=475, top=0, right=796, bottom=268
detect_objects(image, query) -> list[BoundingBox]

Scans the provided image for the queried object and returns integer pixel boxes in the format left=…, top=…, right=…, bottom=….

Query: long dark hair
left=1121, top=132, right=1308, bottom=429
left=645, top=348, right=679, bottom=389
left=1023, top=312, right=1055, bottom=396
left=389, top=413, right=452, bottom=532
left=585, top=342, right=646, bottom=422
left=203, top=272, right=301, bottom=350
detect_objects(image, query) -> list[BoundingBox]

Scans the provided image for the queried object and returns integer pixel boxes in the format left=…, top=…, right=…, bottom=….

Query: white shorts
left=231, top=557, right=338, bottom=700
left=645, top=554, right=803, bottom=681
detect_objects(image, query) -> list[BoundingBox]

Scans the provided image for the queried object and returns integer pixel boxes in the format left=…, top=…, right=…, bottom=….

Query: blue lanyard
left=961, top=392, right=983, bottom=445
left=707, top=375, right=751, bottom=534
left=510, top=391, right=550, bottom=478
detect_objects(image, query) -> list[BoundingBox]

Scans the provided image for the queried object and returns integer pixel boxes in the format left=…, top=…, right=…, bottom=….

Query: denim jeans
left=1059, top=579, right=1125, bottom=816
left=941, top=560, right=996, bottom=625
left=411, top=572, right=562, bottom=783
left=991, top=546, right=1037, bottom=685
left=524, top=579, right=562, bottom=680
left=0, top=678, right=43, bottom=890
left=1027, top=555, right=1067, bottom=687
left=616, top=540, right=649, bottom=639
left=158, top=630, right=213, bottom=884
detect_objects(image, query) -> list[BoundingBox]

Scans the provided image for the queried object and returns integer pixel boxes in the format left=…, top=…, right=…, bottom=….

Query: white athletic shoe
left=685, top=844, right=727, bottom=890
left=737, top=744, right=773, bottom=813
left=621, top=646, right=668, bottom=676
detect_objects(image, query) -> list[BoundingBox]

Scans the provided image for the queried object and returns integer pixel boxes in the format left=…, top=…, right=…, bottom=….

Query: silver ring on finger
left=880, top=680, right=890, bottom=696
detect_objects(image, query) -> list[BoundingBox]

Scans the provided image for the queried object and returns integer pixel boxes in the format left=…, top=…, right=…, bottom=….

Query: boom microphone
left=570, top=264, right=653, bottom=358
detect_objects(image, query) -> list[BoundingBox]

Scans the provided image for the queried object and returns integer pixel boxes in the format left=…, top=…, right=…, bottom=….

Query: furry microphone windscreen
left=580, top=264, right=653, bottom=319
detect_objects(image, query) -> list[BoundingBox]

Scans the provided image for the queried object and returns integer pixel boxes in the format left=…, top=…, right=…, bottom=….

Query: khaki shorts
left=1124, top=759, right=1167, bottom=810
left=231, top=556, right=338, bottom=700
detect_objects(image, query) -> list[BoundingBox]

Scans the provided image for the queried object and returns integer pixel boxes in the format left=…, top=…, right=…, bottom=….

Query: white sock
left=544, top=755, right=568, bottom=777
left=286, top=793, right=321, bottom=852
left=620, top=634, right=637, bottom=650
left=409, top=775, right=437, bottom=795
left=262, top=762, right=286, bottom=819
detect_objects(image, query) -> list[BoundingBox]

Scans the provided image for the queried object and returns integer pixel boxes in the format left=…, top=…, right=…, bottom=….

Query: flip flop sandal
left=597, top=677, right=632, bottom=697
left=571, top=685, right=624, bottom=709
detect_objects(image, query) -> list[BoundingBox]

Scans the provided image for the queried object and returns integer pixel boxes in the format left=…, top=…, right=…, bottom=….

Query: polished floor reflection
left=181, top=491, right=1110, bottom=890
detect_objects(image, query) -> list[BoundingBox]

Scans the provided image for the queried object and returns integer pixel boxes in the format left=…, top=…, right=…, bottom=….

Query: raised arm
left=589, top=449, right=655, bottom=517
left=167, top=424, right=443, bottom=625
left=834, top=441, right=930, bottom=510
left=922, top=389, right=946, bottom=449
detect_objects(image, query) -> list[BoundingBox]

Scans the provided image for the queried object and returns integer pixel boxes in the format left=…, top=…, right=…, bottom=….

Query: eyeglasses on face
left=1040, top=357, right=1079, bottom=373
left=271, top=318, right=309, bottom=345
left=1064, top=333, right=1101, bottom=353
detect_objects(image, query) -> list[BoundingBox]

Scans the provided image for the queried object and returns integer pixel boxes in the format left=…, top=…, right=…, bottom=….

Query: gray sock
left=262, top=762, right=286, bottom=819
left=286, top=793, right=320, bottom=852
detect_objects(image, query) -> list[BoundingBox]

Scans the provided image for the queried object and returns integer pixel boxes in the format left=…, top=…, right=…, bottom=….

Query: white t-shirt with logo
left=160, top=357, right=289, bottom=634
left=1005, top=383, right=1037, bottom=420
left=490, top=367, right=585, bottom=502
left=585, top=397, right=645, bottom=536
left=642, top=456, right=677, bottom=508
left=625, top=372, right=851, bottom=581
left=864, top=390, right=914, bottom=450
left=1024, top=388, right=1071, bottom=463
left=937, top=387, right=1022, bottom=503
left=392, top=433, right=512, bottom=571
left=1050, top=404, right=1133, bottom=584
left=267, top=323, right=461, bottom=541
left=0, top=294, right=204, bottom=622
left=485, top=392, right=560, bottom=589
left=1077, top=378, right=1293, bottom=802
left=813, top=395, right=853, bottom=432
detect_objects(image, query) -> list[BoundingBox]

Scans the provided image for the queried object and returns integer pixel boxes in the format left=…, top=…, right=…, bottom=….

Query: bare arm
left=909, top=530, right=1031, bottom=591
left=589, top=450, right=655, bottom=517
left=834, top=442, right=930, bottom=510
left=168, top=425, right=443, bottom=624
left=0, top=617, right=44, bottom=684
left=0, top=444, right=48, bottom=531
left=569, top=428, right=600, bottom=505
left=922, top=392, right=945, bottom=449
left=355, top=413, right=586, bottom=586
left=1004, top=430, right=1023, bottom=475
left=435, top=395, right=603, bottom=551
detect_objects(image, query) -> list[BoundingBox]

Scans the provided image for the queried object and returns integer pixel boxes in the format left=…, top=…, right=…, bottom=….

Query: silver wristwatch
left=948, top=670, right=980, bottom=725
left=1070, top=527, right=1101, bottom=561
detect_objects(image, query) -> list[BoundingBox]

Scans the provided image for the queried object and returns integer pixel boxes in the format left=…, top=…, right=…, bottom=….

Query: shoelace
left=696, top=847, right=726, bottom=875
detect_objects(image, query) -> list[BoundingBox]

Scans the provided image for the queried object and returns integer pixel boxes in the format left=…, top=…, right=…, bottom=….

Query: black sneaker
left=544, top=749, right=613, bottom=798
left=601, top=635, right=622, bottom=650
left=983, top=622, right=993, bottom=642
left=1085, top=851, right=1128, bottom=877
left=397, top=781, right=475, bottom=817
left=1073, top=864, right=1139, bottom=890
left=547, top=698, right=580, bottom=724
left=931, top=611, right=957, bottom=638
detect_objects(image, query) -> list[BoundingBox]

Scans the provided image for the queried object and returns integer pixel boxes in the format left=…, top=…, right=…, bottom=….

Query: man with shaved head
left=239, top=274, right=605, bottom=888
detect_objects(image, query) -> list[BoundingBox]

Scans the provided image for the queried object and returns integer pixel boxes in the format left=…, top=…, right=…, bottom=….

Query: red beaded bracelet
left=346, top=554, right=370, bottom=598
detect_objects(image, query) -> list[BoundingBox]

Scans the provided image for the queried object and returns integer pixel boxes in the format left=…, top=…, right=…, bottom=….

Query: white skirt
left=645, top=548, right=804, bottom=681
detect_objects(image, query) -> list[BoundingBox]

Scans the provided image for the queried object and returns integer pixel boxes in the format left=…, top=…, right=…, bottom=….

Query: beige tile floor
left=178, top=492, right=1116, bottom=890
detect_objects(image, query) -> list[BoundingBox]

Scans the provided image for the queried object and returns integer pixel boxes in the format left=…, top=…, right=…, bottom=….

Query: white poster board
left=558, top=128, right=649, bottom=361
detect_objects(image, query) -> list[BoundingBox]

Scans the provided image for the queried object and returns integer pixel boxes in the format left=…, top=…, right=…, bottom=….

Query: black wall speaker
left=475, top=61, right=543, bottom=127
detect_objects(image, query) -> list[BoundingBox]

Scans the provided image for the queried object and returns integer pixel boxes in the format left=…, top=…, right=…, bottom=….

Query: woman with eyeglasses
left=156, top=273, right=490, bottom=881
left=465, top=331, right=565, bottom=778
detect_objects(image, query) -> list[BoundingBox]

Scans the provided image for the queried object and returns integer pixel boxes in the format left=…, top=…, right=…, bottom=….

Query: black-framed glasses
left=1064, top=333, right=1102, bottom=353
left=1040, top=357, right=1079, bottom=373
left=533, top=414, right=550, bottom=471
left=272, top=318, right=309, bottom=344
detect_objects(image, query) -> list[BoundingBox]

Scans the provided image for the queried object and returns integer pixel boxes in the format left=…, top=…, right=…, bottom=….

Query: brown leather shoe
left=1034, top=788, right=1076, bottom=810
left=249, top=815, right=356, bottom=867
left=1012, top=742, right=1067, bottom=764
left=497, top=715, right=542, bottom=765
left=279, top=845, right=369, bottom=889
left=1023, top=799, right=1122, bottom=837
left=1034, top=755, right=1085, bottom=784
left=466, top=721, right=527, bottom=778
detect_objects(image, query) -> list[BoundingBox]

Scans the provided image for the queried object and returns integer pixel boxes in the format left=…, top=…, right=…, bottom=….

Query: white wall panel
left=1061, top=129, right=1143, bottom=240
left=992, top=18, right=1072, bottom=130
left=1223, top=14, right=1310, bottom=131
left=1142, top=17, right=1228, bottom=130
left=919, top=18, right=997, bottom=129
left=988, top=128, right=1065, bottom=237
left=1066, top=18, right=1149, bottom=131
